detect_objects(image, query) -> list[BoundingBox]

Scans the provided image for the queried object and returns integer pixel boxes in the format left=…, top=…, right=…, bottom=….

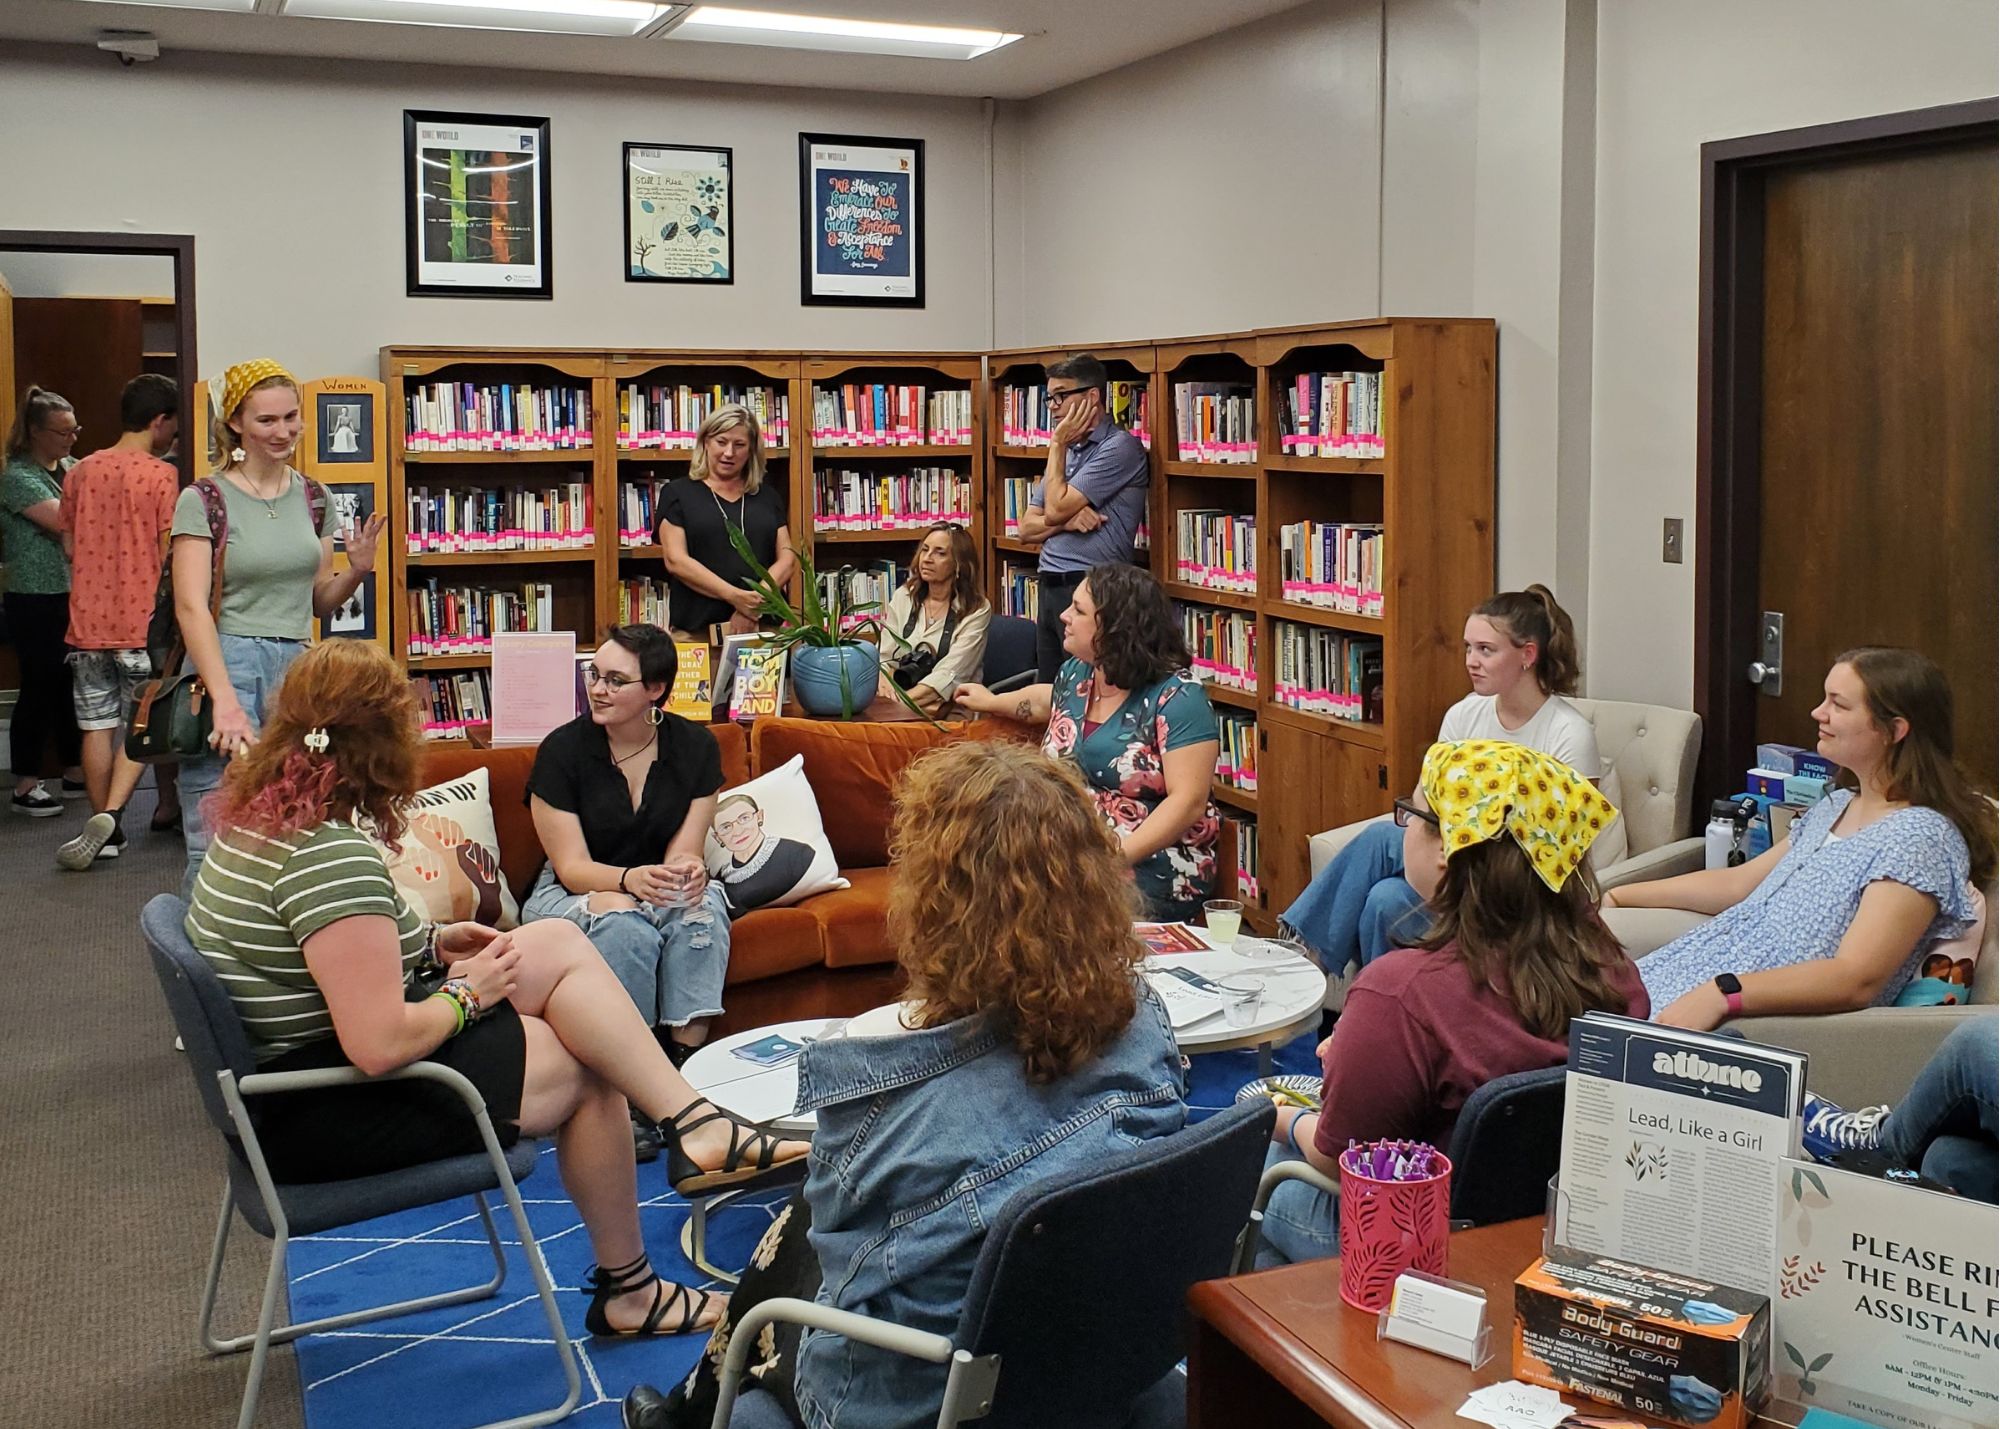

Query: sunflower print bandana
left=1420, top=738, right=1617, bottom=892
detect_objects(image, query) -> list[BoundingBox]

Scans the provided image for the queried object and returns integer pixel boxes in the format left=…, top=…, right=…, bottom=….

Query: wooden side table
left=1187, top=1218, right=1798, bottom=1429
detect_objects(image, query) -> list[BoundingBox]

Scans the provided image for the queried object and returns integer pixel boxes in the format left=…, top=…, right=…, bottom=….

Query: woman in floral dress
left=959, top=562, right=1220, bottom=919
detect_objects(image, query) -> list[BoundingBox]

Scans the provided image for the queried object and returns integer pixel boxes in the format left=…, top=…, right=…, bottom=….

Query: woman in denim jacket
left=626, top=738, right=1188, bottom=1428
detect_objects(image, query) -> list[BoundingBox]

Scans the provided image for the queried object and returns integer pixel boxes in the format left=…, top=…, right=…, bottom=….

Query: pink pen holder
left=1337, top=1147, right=1453, bottom=1312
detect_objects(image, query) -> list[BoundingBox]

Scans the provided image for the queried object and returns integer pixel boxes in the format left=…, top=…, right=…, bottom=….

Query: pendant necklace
left=235, top=467, right=285, bottom=519
left=710, top=482, right=746, bottom=528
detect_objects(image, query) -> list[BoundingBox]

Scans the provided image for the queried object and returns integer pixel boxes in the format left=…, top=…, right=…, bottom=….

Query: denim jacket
left=791, top=985, right=1186, bottom=1429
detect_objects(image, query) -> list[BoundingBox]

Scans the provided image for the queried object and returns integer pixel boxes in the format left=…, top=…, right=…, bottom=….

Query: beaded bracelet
left=436, top=977, right=483, bottom=1030
left=427, top=989, right=467, bottom=1037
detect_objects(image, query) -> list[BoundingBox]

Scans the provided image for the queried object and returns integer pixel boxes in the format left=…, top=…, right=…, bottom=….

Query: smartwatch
left=1713, top=973, right=1744, bottom=1017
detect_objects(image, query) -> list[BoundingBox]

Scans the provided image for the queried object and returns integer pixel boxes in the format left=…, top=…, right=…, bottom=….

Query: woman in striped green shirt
left=185, top=639, right=807, bottom=1339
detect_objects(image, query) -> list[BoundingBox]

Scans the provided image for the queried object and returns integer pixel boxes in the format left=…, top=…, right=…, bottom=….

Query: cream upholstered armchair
left=1304, top=697, right=1704, bottom=891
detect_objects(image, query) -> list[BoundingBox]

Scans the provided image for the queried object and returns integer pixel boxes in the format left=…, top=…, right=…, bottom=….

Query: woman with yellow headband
left=1255, top=739, right=1646, bottom=1266
left=171, top=359, right=387, bottom=898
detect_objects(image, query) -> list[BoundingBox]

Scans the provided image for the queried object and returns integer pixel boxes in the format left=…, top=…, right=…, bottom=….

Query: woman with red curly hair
left=183, top=640, right=807, bottom=1339
left=624, top=738, right=1189, bottom=1428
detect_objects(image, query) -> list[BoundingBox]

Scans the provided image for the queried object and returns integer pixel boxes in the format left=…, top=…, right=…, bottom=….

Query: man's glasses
left=1046, top=386, right=1094, bottom=406
left=582, top=665, right=640, bottom=691
left=1392, top=798, right=1439, bottom=829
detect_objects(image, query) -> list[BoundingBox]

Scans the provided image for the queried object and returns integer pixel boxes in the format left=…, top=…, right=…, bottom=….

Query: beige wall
left=0, top=45, right=994, bottom=379
left=1589, top=0, right=1998, bottom=707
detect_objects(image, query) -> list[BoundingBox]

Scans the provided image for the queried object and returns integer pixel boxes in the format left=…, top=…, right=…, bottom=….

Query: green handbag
left=126, top=495, right=226, bottom=765
left=125, top=669, right=214, bottom=764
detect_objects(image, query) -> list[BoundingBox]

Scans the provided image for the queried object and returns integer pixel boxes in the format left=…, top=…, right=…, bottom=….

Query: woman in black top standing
left=523, top=625, right=733, bottom=1152
left=657, top=404, right=794, bottom=640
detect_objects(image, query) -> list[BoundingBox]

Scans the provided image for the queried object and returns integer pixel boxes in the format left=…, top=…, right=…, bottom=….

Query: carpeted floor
left=0, top=776, right=306, bottom=1429
left=0, top=770, right=1323, bottom=1429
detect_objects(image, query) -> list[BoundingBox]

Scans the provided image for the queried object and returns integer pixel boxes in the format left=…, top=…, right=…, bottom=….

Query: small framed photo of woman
left=325, top=578, right=377, bottom=642
left=624, top=143, right=734, bottom=283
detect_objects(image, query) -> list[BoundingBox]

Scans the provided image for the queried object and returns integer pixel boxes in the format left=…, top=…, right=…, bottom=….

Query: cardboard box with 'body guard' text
left=1513, top=1249, right=1770, bottom=1429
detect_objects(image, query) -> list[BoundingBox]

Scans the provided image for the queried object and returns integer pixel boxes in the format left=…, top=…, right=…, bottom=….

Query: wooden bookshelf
left=383, top=323, right=1496, bottom=927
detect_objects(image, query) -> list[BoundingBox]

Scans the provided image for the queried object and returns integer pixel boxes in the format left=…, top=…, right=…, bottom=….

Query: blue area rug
left=289, top=1033, right=1323, bottom=1428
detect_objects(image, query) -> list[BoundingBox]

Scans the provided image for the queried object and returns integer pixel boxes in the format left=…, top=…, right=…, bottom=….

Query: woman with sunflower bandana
left=1255, top=739, right=1645, bottom=1266
left=1279, top=584, right=1598, bottom=972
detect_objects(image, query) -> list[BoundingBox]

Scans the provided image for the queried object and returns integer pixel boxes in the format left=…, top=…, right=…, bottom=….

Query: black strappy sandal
left=584, top=1254, right=721, bottom=1338
left=663, top=1097, right=808, bottom=1196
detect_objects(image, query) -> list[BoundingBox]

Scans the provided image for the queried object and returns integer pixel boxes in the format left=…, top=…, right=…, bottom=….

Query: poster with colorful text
left=624, top=143, right=733, bottom=283
left=799, top=133, right=924, bottom=306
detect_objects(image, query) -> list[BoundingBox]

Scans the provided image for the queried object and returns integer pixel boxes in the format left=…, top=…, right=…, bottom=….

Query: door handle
left=1747, top=612, right=1784, bottom=696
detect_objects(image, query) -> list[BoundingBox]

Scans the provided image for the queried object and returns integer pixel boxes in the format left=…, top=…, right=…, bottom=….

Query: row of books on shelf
left=1181, top=606, right=1256, bottom=693
left=996, top=381, right=1152, bottom=449
left=1000, top=561, right=1040, bottom=620
left=1173, top=509, right=1256, bottom=594
left=1276, top=370, right=1384, bottom=459
left=1172, top=382, right=1257, bottom=464
left=1272, top=625, right=1382, bottom=724
left=1215, top=710, right=1257, bottom=792
left=415, top=670, right=492, bottom=740
left=616, top=576, right=670, bottom=628
left=403, top=380, right=593, bottom=452
left=618, top=382, right=789, bottom=450
left=811, top=385, right=972, bottom=447
left=405, top=484, right=594, bottom=553
left=812, top=468, right=974, bottom=532
left=995, top=478, right=1149, bottom=547
left=406, top=580, right=558, bottom=656
left=819, top=561, right=906, bottom=630
left=617, top=478, right=670, bottom=547
left=1276, top=520, right=1384, bottom=615
left=1222, top=814, right=1260, bottom=902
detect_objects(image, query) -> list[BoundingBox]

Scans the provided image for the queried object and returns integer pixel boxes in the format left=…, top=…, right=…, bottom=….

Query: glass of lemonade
left=1203, top=898, right=1244, bottom=947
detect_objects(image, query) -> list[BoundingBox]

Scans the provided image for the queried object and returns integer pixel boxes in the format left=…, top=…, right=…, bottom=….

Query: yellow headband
left=1419, top=739, right=1617, bottom=893
left=218, top=358, right=295, bottom=424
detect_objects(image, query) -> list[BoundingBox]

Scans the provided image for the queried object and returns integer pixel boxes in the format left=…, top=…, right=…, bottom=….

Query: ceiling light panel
left=283, top=0, right=681, bottom=37
left=73, top=0, right=260, bottom=11
left=676, top=6, right=1021, bottom=60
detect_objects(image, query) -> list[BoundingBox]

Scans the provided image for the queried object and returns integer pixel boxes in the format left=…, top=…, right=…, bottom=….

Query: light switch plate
left=1662, top=518, right=1684, bottom=564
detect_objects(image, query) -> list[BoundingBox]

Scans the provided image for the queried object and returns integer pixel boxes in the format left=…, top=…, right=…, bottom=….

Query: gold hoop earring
left=647, top=705, right=664, bottom=727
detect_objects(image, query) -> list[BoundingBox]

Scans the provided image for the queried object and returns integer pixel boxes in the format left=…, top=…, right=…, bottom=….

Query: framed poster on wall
left=624, top=143, right=733, bottom=283
left=404, top=110, right=553, bottom=299
left=798, top=132, right=924, bottom=307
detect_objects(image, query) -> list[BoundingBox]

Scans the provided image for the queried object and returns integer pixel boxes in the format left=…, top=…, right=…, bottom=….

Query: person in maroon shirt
left=1257, top=738, right=1646, bottom=1266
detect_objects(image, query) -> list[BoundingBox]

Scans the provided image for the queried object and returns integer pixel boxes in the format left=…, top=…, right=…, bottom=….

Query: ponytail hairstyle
left=5, top=386, right=75, bottom=460
left=1835, top=647, right=1996, bottom=888
left=1474, top=584, right=1581, bottom=696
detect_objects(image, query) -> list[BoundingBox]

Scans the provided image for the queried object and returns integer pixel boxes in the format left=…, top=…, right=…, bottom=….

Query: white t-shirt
left=1436, top=692, right=1601, bottom=781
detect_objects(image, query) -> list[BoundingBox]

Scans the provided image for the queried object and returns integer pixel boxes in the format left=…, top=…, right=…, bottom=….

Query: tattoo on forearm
left=1014, top=698, right=1032, bottom=721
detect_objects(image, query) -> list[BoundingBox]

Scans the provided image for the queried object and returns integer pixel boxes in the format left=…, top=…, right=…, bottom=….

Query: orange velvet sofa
left=420, top=715, right=1029, bottom=1035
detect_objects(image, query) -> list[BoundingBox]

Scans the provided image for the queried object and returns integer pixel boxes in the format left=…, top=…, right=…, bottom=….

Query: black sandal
left=663, top=1097, right=808, bottom=1196
left=584, top=1254, right=721, bottom=1338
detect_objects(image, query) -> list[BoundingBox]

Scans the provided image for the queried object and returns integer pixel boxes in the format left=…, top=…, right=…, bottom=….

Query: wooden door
left=1259, top=719, right=1386, bottom=914
left=11, top=297, right=145, bottom=461
left=1755, top=142, right=1996, bottom=787
left=0, top=269, right=14, bottom=445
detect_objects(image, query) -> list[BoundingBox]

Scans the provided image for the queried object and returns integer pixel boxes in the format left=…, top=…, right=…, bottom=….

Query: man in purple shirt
left=1018, top=353, right=1150, bottom=681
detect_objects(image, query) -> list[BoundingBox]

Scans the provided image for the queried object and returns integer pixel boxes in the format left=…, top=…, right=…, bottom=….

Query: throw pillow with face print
left=701, top=754, right=847, bottom=916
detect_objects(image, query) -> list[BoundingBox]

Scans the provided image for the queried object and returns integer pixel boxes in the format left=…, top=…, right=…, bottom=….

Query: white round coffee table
left=1144, top=932, right=1326, bottom=1075
left=676, top=1016, right=837, bottom=1283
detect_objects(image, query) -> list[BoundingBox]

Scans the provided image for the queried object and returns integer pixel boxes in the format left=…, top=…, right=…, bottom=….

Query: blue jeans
left=1279, top=820, right=1428, bottom=972
left=179, top=635, right=307, bottom=903
left=521, top=864, right=730, bottom=1029
left=1882, top=1015, right=1998, bottom=1203
left=1255, top=1142, right=1339, bottom=1268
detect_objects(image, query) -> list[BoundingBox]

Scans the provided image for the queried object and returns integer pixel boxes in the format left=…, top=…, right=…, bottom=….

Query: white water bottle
left=1705, top=812, right=1737, bottom=871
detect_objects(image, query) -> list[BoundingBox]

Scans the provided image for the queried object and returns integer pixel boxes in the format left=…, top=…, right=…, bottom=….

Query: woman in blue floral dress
left=958, top=563, right=1219, bottom=919
left=1607, top=648, right=1994, bottom=1029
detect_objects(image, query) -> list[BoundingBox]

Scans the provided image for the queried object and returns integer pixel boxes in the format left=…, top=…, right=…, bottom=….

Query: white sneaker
left=57, top=813, right=119, bottom=871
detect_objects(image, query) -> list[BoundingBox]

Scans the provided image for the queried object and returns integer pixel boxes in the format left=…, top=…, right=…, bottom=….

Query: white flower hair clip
left=304, top=728, right=331, bottom=754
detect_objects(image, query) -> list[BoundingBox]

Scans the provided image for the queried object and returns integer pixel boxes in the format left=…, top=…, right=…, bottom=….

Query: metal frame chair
left=142, top=894, right=581, bottom=1429
left=710, top=1099, right=1276, bottom=1429
left=1234, top=1064, right=1573, bottom=1270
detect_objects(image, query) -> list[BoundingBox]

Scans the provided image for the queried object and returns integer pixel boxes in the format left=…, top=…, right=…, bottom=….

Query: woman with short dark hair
left=524, top=625, right=733, bottom=1160
left=958, top=562, right=1220, bottom=920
